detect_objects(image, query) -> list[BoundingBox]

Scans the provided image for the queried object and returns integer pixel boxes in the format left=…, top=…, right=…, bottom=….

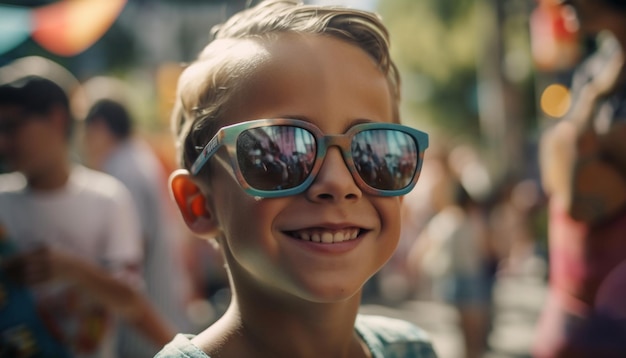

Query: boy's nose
left=306, top=147, right=362, bottom=202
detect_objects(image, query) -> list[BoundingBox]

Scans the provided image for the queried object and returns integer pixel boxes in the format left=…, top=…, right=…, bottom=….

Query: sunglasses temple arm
left=190, top=136, right=221, bottom=175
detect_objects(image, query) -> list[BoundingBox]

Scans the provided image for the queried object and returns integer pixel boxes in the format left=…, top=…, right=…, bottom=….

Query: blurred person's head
left=83, top=98, right=133, bottom=169
left=0, top=75, right=73, bottom=179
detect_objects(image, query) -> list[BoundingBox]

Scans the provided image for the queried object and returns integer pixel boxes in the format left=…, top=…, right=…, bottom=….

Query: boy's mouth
left=285, top=228, right=363, bottom=243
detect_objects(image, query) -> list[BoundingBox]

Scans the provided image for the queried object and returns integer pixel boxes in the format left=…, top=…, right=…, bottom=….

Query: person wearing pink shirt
left=537, top=1, right=626, bottom=356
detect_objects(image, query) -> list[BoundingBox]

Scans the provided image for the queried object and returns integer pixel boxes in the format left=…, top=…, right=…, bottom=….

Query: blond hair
left=172, top=0, right=400, bottom=169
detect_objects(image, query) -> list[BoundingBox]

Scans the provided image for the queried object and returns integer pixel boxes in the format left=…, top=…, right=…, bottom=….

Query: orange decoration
left=32, top=0, right=127, bottom=56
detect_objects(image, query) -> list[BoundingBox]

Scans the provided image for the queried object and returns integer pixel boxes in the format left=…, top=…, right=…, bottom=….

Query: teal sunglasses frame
left=191, top=118, right=429, bottom=198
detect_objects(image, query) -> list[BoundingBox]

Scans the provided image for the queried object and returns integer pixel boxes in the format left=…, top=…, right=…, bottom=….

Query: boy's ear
left=169, top=169, right=219, bottom=236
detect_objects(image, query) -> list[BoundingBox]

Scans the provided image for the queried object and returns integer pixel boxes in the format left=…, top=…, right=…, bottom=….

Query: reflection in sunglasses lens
left=237, top=126, right=316, bottom=190
left=352, top=130, right=418, bottom=190
left=236, top=125, right=420, bottom=193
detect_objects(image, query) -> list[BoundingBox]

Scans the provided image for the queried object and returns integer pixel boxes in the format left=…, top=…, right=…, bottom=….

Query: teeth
left=291, top=229, right=360, bottom=243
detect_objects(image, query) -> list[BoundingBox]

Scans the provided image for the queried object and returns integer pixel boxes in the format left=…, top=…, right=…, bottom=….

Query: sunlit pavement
left=360, top=258, right=548, bottom=358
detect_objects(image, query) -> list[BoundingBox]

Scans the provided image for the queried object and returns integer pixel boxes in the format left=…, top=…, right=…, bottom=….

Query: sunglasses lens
left=236, top=126, right=316, bottom=191
left=352, top=129, right=419, bottom=190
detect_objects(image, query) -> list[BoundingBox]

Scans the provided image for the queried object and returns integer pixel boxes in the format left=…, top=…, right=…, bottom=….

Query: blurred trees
left=379, top=0, right=479, bottom=134
left=379, top=0, right=538, bottom=180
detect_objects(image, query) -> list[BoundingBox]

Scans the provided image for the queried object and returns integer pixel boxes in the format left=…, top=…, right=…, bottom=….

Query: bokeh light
left=540, top=83, right=571, bottom=118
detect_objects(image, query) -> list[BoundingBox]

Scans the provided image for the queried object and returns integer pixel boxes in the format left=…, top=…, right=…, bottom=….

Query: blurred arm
left=51, top=250, right=174, bottom=346
left=2, top=247, right=174, bottom=346
left=539, top=52, right=626, bottom=224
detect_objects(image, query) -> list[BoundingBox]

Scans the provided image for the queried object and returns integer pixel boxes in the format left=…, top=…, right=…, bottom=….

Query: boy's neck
left=195, top=288, right=371, bottom=358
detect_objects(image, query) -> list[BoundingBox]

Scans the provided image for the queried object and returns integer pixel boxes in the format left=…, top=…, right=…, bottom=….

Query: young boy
left=158, top=1, right=437, bottom=357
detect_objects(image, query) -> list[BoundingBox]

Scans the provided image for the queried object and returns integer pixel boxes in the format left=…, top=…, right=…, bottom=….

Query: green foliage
left=379, top=0, right=482, bottom=138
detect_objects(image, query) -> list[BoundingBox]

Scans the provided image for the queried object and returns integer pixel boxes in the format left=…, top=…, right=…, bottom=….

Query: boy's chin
left=289, top=281, right=365, bottom=305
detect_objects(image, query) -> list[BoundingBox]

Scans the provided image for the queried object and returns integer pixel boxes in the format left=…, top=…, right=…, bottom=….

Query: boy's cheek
left=374, top=197, right=403, bottom=239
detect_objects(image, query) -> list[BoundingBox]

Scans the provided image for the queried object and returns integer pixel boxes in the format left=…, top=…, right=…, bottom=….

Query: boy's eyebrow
left=346, top=118, right=376, bottom=127
left=277, top=115, right=376, bottom=133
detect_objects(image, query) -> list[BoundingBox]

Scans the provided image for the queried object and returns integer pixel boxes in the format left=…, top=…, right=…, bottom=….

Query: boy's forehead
left=264, top=33, right=376, bottom=64
left=219, top=33, right=393, bottom=126
left=253, top=34, right=384, bottom=84
left=211, top=33, right=379, bottom=77
left=242, top=34, right=383, bottom=86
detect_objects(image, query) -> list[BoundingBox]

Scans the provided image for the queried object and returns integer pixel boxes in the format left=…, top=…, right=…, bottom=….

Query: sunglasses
left=191, top=118, right=429, bottom=198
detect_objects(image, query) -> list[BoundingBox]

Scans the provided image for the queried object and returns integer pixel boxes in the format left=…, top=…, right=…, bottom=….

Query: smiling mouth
left=285, top=228, right=364, bottom=243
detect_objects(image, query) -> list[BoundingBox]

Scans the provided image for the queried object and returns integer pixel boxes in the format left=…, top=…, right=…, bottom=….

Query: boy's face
left=203, top=34, right=402, bottom=303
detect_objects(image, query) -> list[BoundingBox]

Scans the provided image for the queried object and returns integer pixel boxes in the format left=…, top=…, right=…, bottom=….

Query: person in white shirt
left=83, top=98, right=195, bottom=357
left=0, top=75, right=173, bottom=358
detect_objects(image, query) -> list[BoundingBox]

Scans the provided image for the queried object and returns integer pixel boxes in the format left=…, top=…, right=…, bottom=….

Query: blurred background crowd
left=0, top=0, right=624, bottom=358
